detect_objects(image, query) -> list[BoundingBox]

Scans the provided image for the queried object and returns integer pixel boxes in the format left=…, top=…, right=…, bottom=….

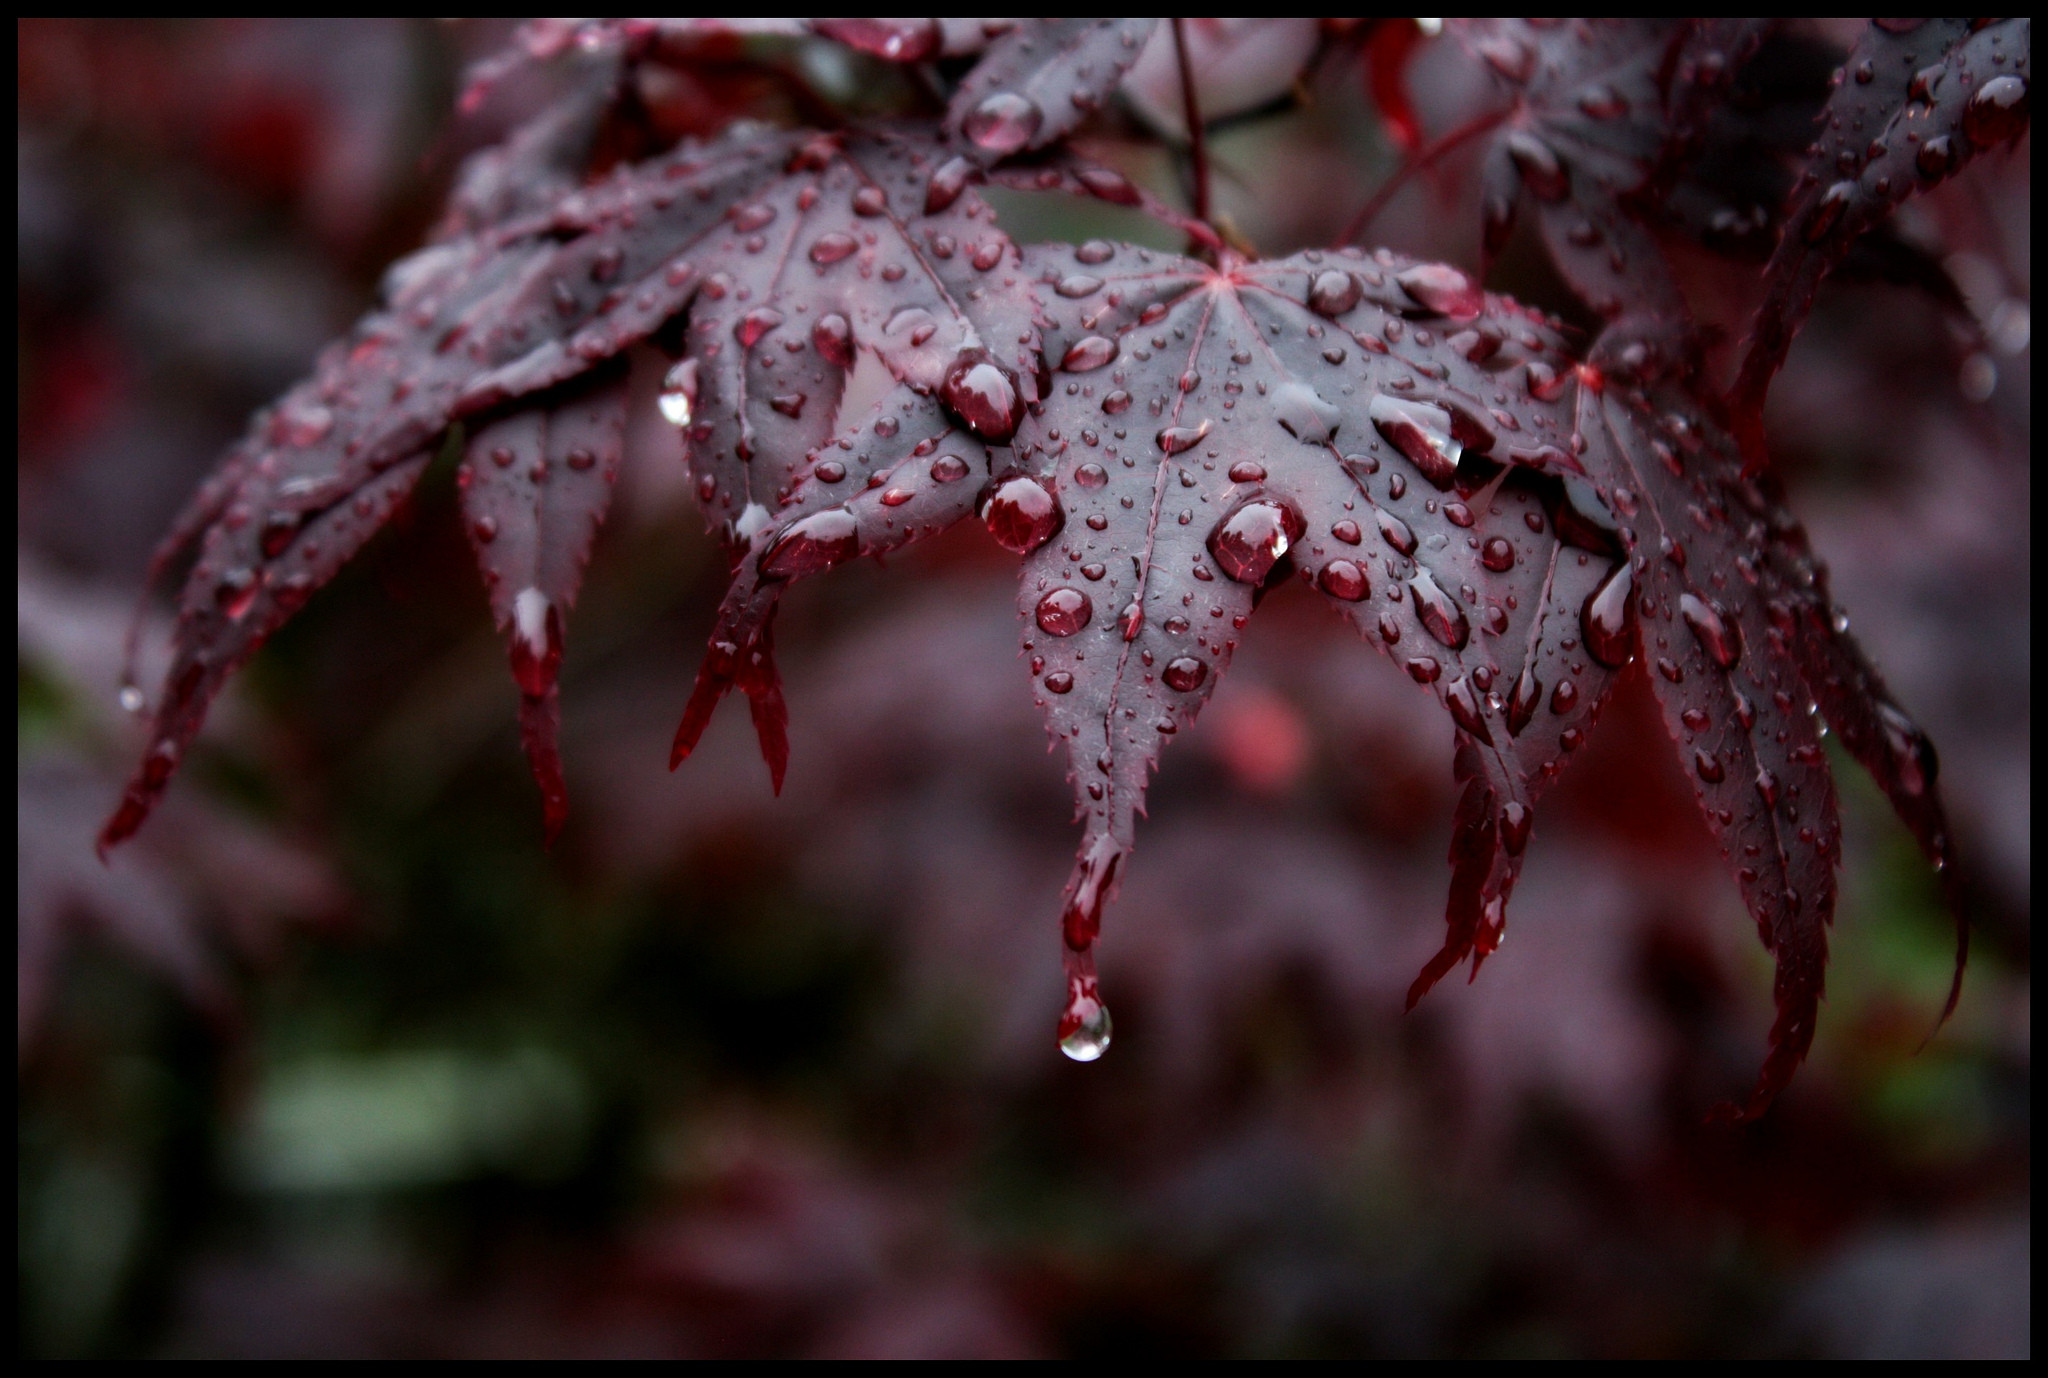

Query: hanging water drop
left=941, top=351, right=1023, bottom=443
left=1273, top=382, right=1340, bottom=445
left=1058, top=988, right=1113, bottom=1062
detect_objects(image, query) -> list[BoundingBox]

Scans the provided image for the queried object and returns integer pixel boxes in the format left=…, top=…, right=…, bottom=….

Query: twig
left=1172, top=19, right=1210, bottom=226
left=1336, top=107, right=1507, bottom=248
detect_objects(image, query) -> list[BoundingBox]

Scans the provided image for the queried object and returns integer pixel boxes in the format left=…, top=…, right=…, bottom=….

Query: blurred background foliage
left=18, top=18, right=2029, bottom=1358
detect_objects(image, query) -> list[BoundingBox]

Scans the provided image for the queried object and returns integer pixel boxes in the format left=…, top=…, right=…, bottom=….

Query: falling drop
left=1209, top=501, right=1306, bottom=584
left=1273, top=382, right=1340, bottom=445
left=1480, top=537, right=1515, bottom=572
left=812, top=314, right=855, bottom=368
left=964, top=91, right=1043, bottom=154
left=1369, top=396, right=1462, bottom=488
left=941, top=352, right=1023, bottom=443
left=762, top=509, right=859, bottom=579
left=1036, top=587, right=1093, bottom=637
left=980, top=475, right=1062, bottom=554
left=658, top=359, right=699, bottom=426
left=1162, top=656, right=1208, bottom=692
left=1581, top=562, right=1635, bottom=667
left=1394, top=263, right=1484, bottom=320
left=1409, top=569, right=1470, bottom=650
left=1679, top=593, right=1742, bottom=668
left=1062, top=335, right=1118, bottom=372
left=1317, top=559, right=1369, bottom=601
left=1307, top=269, right=1361, bottom=316
left=1058, top=987, right=1113, bottom=1062
left=1962, top=74, right=2029, bottom=147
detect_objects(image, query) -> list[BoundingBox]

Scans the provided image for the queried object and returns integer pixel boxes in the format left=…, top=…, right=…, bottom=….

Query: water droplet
left=1409, top=569, right=1470, bottom=650
left=1157, top=420, right=1212, bottom=455
left=1581, top=563, right=1635, bottom=668
left=981, top=476, right=1062, bottom=553
left=1479, top=537, right=1516, bottom=572
left=925, top=156, right=975, bottom=214
left=1444, top=675, right=1492, bottom=742
left=762, top=509, right=859, bottom=579
left=815, top=459, right=847, bottom=484
left=1317, top=559, right=1369, bottom=601
left=1074, top=240, right=1116, bottom=265
left=658, top=359, right=699, bottom=426
left=930, top=454, right=969, bottom=483
left=965, top=91, right=1043, bottom=153
left=1499, top=801, right=1532, bottom=854
left=731, top=202, right=776, bottom=232
left=1162, top=656, right=1208, bottom=692
left=1120, top=601, right=1143, bottom=640
left=814, top=16, right=942, bottom=61
left=1963, top=74, right=2029, bottom=147
left=1370, top=396, right=1462, bottom=488
left=1055, top=274, right=1103, bottom=299
left=1507, top=668, right=1541, bottom=735
left=1058, top=988, right=1113, bottom=1061
left=1376, top=509, right=1417, bottom=556
left=1916, top=135, right=1955, bottom=179
left=1694, top=750, right=1724, bottom=783
left=809, top=232, right=858, bottom=265
left=1036, top=587, right=1093, bottom=636
left=1506, top=130, right=1568, bottom=201
left=1679, top=593, right=1742, bottom=668
left=1877, top=701, right=1936, bottom=796
left=1102, top=390, right=1132, bottom=415
left=1044, top=670, right=1074, bottom=694
left=214, top=567, right=259, bottom=619
left=1578, top=86, right=1629, bottom=119
left=1076, top=167, right=1140, bottom=204
left=851, top=185, right=889, bottom=217
left=880, top=487, right=914, bottom=507
left=941, top=352, right=1023, bottom=443
left=811, top=313, right=855, bottom=368
left=471, top=515, right=499, bottom=544
left=1394, top=263, right=1484, bottom=319
left=769, top=393, right=806, bottom=418
left=1804, top=181, right=1854, bottom=243
left=1406, top=656, right=1441, bottom=684
left=1307, top=269, right=1361, bottom=316
left=1331, top=519, right=1362, bottom=545
left=736, top=307, right=784, bottom=349
left=1227, top=461, right=1266, bottom=483
left=1273, top=382, right=1340, bottom=445
left=1754, top=767, right=1780, bottom=808
left=280, top=402, right=333, bottom=447
left=1062, top=335, right=1118, bottom=371
left=1209, top=501, right=1305, bottom=584
left=259, top=511, right=300, bottom=559
left=1073, top=463, right=1108, bottom=489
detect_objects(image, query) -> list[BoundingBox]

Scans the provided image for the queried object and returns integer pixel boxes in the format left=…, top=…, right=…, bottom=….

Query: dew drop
left=1317, top=559, right=1370, bottom=601
left=1036, top=587, right=1093, bottom=636
left=814, top=459, right=847, bottom=484
left=1162, top=656, right=1208, bottom=692
left=1102, top=390, right=1132, bottom=415
left=1307, top=269, right=1361, bottom=316
left=851, top=185, right=889, bottom=217
left=1581, top=562, right=1635, bottom=667
left=1755, top=767, right=1780, bottom=809
left=736, top=307, right=784, bottom=349
left=930, top=454, right=969, bottom=483
left=1074, top=463, right=1108, bottom=489
left=925, top=156, right=975, bottom=214
left=1376, top=509, right=1417, bottom=556
left=1694, top=749, right=1725, bottom=783
left=1075, top=240, right=1116, bottom=265
left=730, top=202, right=776, bottom=232
left=1055, top=274, right=1104, bottom=299
left=1804, top=181, right=1854, bottom=243
left=1916, top=135, right=1955, bottom=179
left=1480, top=537, right=1515, bottom=572
left=1394, top=263, right=1484, bottom=320
left=1406, top=656, right=1441, bottom=684
left=1409, top=569, right=1470, bottom=650
left=981, top=476, right=1063, bottom=554
left=1157, top=420, right=1212, bottom=455
left=1962, top=74, right=2029, bottom=147
left=762, top=509, right=859, bottom=579
left=1273, top=382, right=1340, bottom=445
left=811, top=313, right=855, bottom=368
left=1331, top=519, right=1362, bottom=545
left=1550, top=679, right=1579, bottom=714
left=1679, top=593, right=1742, bottom=669
left=1507, top=668, right=1541, bottom=735
left=1506, top=130, right=1568, bottom=201
left=258, top=511, right=300, bottom=559
left=1209, top=501, right=1305, bottom=584
left=1062, top=335, right=1118, bottom=372
left=769, top=393, right=806, bottom=419
left=1369, top=395, right=1462, bottom=488
left=1445, top=675, right=1492, bottom=742
left=941, top=352, right=1024, bottom=443
left=808, top=232, right=858, bottom=265
left=1500, top=801, right=1532, bottom=854
left=1058, top=989, right=1113, bottom=1062
left=1044, top=670, right=1074, bottom=694
left=965, top=91, right=1043, bottom=153
left=658, top=360, right=699, bottom=427
left=1228, top=461, right=1266, bottom=483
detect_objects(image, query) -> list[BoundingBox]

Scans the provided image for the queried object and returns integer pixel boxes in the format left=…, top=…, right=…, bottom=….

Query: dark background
left=18, top=19, right=2030, bottom=1358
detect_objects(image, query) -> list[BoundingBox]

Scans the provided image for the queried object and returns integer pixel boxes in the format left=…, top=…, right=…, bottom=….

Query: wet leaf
left=946, top=19, right=1159, bottom=159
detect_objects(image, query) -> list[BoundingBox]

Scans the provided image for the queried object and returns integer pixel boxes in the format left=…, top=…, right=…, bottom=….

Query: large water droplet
left=1694, top=749, right=1725, bottom=783
left=509, top=588, right=562, bottom=696
left=1307, top=269, right=1361, bottom=316
left=926, top=156, right=975, bottom=213
left=736, top=307, right=784, bottom=349
left=1370, top=396, right=1461, bottom=489
left=1036, top=587, right=1093, bottom=637
left=1317, top=559, right=1370, bottom=601
left=762, top=509, right=859, bottom=579
left=941, top=352, right=1023, bottom=443
left=1480, top=537, right=1515, bottom=572
left=1157, top=420, right=1212, bottom=456
left=1062, top=335, right=1118, bottom=372
left=1500, top=800, right=1533, bottom=854
left=259, top=511, right=300, bottom=559
left=1162, top=656, right=1208, bottom=692
left=1273, top=382, right=1340, bottom=445
left=965, top=91, right=1043, bottom=153
left=808, top=232, right=858, bottom=265
left=1581, top=562, right=1636, bottom=667
left=1962, top=74, right=2029, bottom=147
left=658, top=359, right=699, bottom=427
left=1507, top=668, right=1541, bottom=735
left=1394, top=263, right=1484, bottom=320
left=1410, top=569, right=1470, bottom=649
left=981, top=475, right=1062, bottom=554
left=1679, top=593, right=1742, bottom=668
left=1444, top=674, right=1492, bottom=742
left=1376, top=509, right=1417, bottom=556
left=811, top=314, right=855, bottom=369
left=1209, top=501, right=1305, bottom=584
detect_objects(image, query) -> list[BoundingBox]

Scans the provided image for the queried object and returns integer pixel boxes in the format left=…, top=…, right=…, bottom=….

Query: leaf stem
left=1172, top=19, right=1211, bottom=226
left=1336, top=107, right=1507, bottom=248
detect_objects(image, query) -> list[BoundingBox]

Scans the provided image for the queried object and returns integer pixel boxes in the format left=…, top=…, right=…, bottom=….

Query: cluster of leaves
left=103, top=18, right=2026, bottom=1116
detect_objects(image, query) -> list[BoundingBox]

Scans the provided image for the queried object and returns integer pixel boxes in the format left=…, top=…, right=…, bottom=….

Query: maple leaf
left=102, top=16, right=1975, bottom=1117
left=1729, top=18, right=2030, bottom=462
